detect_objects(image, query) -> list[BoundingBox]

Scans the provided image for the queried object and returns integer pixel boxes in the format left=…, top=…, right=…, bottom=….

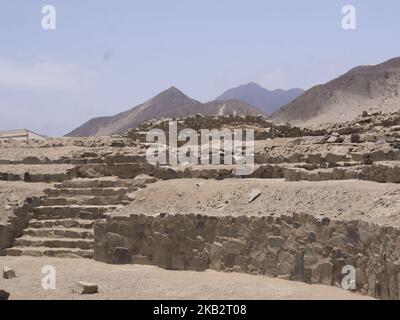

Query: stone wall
left=125, top=114, right=312, bottom=142
left=0, top=197, right=41, bottom=254
left=94, top=212, right=400, bottom=300
left=359, top=162, right=400, bottom=183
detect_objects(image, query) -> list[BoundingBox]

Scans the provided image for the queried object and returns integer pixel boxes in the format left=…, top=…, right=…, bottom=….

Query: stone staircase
left=6, top=177, right=136, bottom=259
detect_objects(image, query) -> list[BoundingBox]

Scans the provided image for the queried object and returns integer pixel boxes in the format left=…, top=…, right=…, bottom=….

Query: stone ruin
left=3, top=111, right=400, bottom=299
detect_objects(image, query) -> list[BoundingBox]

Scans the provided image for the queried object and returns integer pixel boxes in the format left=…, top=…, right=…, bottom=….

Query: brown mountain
left=216, top=82, right=304, bottom=115
left=66, top=87, right=265, bottom=137
left=270, top=57, right=400, bottom=126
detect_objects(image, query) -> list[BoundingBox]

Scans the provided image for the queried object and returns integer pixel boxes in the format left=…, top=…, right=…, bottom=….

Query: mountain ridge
left=215, top=82, right=304, bottom=115
left=270, top=57, right=400, bottom=126
left=66, top=87, right=265, bottom=137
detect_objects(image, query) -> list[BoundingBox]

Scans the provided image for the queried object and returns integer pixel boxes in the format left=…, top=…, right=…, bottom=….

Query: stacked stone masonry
left=94, top=212, right=400, bottom=300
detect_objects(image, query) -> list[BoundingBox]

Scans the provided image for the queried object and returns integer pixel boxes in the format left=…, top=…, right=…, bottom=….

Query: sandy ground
left=0, top=256, right=372, bottom=300
left=117, top=178, right=400, bottom=227
left=0, top=181, right=50, bottom=224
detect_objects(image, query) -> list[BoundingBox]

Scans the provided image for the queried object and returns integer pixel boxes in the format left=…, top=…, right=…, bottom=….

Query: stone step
left=29, top=219, right=94, bottom=229
left=44, top=187, right=132, bottom=197
left=32, top=205, right=119, bottom=220
left=103, top=154, right=147, bottom=164
left=76, top=163, right=154, bottom=179
left=41, top=195, right=131, bottom=206
left=23, top=228, right=94, bottom=239
left=54, top=178, right=132, bottom=189
left=282, top=167, right=362, bottom=182
left=14, top=236, right=94, bottom=250
left=6, top=246, right=93, bottom=259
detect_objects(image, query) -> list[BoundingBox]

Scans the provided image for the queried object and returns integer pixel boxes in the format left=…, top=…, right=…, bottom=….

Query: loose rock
left=3, top=267, right=16, bottom=279
left=0, top=290, right=10, bottom=300
left=72, top=281, right=99, bottom=295
left=248, top=189, right=261, bottom=203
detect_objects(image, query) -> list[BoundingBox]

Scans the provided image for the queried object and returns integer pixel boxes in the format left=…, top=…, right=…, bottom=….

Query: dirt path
left=0, top=257, right=372, bottom=300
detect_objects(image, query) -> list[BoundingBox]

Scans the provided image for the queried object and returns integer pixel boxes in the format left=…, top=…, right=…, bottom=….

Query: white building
left=0, top=129, right=47, bottom=141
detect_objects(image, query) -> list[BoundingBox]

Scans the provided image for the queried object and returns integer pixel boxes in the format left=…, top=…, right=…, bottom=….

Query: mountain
left=270, top=57, right=400, bottom=126
left=198, top=100, right=264, bottom=117
left=66, top=87, right=265, bottom=137
left=215, top=82, right=304, bottom=115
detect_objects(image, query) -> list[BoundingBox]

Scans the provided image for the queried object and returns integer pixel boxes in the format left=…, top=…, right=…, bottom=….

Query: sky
left=0, top=0, right=399, bottom=136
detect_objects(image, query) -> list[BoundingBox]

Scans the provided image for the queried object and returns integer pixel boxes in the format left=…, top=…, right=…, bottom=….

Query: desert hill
left=215, top=82, right=304, bottom=115
left=66, top=87, right=264, bottom=137
left=270, top=57, right=400, bottom=126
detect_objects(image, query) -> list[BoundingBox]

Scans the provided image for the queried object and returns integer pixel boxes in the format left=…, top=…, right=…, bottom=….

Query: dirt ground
left=0, top=181, right=49, bottom=224
left=117, top=178, right=400, bottom=227
left=0, top=256, right=372, bottom=300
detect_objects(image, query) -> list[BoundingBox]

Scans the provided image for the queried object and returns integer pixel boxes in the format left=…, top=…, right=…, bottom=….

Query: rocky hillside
left=270, top=57, right=400, bottom=126
left=66, top=87, right=264, bottom=137
left=216, top=82, right=304, bottom=115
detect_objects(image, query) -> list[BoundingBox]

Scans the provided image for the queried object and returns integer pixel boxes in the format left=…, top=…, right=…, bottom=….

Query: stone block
left=72, top=282, right=99, bottom=295
left=267, top=236, right=284, bottom=248
left=3, top=267, right=16, bottom=279
left=223, top=238, right=247, bottom=255
left=111, top=247, right=131, bottom=264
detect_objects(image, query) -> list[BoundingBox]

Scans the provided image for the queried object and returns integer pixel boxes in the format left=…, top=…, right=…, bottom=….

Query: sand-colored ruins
left=2, top=112, right=400, bottom=299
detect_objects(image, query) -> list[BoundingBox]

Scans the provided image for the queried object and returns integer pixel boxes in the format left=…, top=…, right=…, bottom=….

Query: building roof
left=0, top=129, right=46, bottom=140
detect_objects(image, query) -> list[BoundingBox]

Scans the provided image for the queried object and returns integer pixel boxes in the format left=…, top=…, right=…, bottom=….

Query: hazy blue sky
left=0, top=0, right=399, bottom=136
